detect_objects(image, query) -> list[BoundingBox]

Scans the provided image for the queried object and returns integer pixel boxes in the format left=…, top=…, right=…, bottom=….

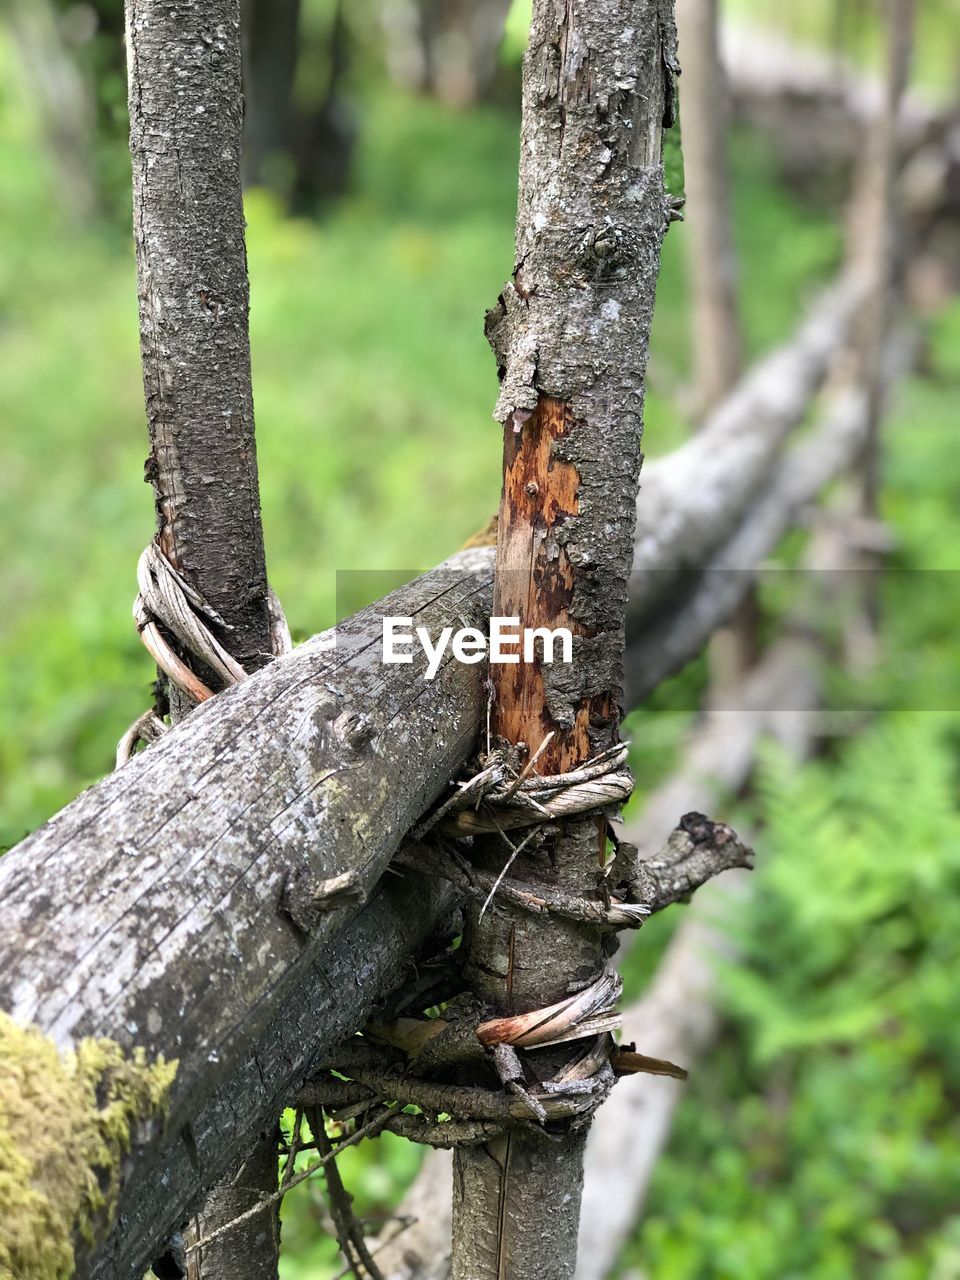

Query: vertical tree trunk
left=451, top=3, right=677, bottom=1276
left=241, top=0, right=302, bottom=186
left=127, top=0, right=272, bottom=707
left=381, top=0, right=513, bottom=107
left=849, top=0, right=914, bottom=521
left=676, top=0, right=742, bottom=412
left=842, top=0, right=913, bottom=649
left=675, top=0, right=755, bottom=694
left=184, top=1133, right=282, bottom=1280
left=125, top=2, right=280, bottom=1275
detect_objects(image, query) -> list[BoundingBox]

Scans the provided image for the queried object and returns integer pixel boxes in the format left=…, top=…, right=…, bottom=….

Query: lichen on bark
left=0, top=1012, right=177, bottom=1280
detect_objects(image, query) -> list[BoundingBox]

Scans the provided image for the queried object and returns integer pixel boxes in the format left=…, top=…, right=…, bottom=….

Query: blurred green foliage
left=627, top=711, right=960, bottom=1279
left=617, top=308, right=960, bottom=1279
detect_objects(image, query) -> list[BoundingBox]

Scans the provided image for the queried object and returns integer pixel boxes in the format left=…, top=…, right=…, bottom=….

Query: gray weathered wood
left=0, top=563, right=490, bottom=1275
left=628, top=266, right=865, bottom=622
left=126, top=2, right=280, bottom=1271
left=363, top=636, right=821, bottom=1280
left=85, top=872, right=459, bottom=1280
left=625, top=331, right=914, bottom=701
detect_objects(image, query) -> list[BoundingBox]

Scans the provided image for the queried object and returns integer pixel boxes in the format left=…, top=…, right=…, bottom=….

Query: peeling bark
left=453, top=3, right=677, bottom=1275
left=355, top=636, right=823, bottom=1280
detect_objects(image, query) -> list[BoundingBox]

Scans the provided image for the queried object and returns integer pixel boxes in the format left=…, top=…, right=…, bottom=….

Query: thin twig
left=281, top=1105, right=305, bottom=1188
left=329, top=1217, right=417, bottom=1280
left=479, top=828, right=539, bottom=920
left=185, top=1105, right=398, bottom=1255
left=501, top=731, right=555, bottom=799
left=308, top=1107, right=385, bottom=1280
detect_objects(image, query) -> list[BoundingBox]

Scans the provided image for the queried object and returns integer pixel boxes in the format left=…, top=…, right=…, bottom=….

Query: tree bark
left=0, top=263, right=864, bottom=1254
left=183, top=1133, right=281, bottom=1280
left=363, top=633, right=824, bottom=1280
left=126, top=2, right=282, bottom=1273
left=577, top=521, right=861, bottom=1280
left=88, top=872, right=460, bottom=1280
left=451, top=4, right=677, bottom=1276
left=127, top=0, right=272, bottom=711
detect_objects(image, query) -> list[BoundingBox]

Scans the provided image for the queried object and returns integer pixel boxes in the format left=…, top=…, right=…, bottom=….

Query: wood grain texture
left=126, top=2, right=280, bottom=1269
left=0, top=563, right=488, bottom=1273
left=88, top=872, right=460, bottom=1280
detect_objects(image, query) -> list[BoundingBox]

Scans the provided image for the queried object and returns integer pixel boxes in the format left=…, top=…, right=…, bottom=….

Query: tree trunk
left=674, top=0, right=756, bottom=694
left=381, top=0, right=513, bottom=107
left=86, top=871, right=460, bottom=1280
left=126, top=1, right=279, bottom=1272
left=451, top=3, right=677, bottom=1276
left=127, top=0, right=272, bottom=712
left=847, top=0, right=914, bottom=521
left=0, top=259, right=866, bottom=1278
left=183, top=1132, right=281, bottom=1280
left=676, top=0, right=742, bottom=412
left=240, top=0, right=302, bottom=186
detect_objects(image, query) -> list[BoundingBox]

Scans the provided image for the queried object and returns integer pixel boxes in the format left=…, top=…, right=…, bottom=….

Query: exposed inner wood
left=492, top=395, right=604, bottom=774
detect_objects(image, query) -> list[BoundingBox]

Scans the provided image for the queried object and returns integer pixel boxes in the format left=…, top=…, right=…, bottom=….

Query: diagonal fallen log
left=0, top=563, right=489, bottom=1277
left=625, top=332, right=914, bottom=702
left=88, top=871, right=460, bottom=1280
left=629, top=266, right=866, bottom=617
left=721, top=21, right=945, bottom=161
left=0, top=270, right=865, bottom=1276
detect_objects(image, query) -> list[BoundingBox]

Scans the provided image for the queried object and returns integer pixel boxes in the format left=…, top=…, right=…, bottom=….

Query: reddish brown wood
left=491, top=396, right=609, bottom=777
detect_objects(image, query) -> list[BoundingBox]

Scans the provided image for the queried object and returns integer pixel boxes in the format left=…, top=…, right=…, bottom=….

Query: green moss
left=0, top=1012, right=177, bottom=1280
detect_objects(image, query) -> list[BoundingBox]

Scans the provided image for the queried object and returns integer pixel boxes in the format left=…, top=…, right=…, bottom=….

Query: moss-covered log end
left=0, top=1011, right=177, bottom=1280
